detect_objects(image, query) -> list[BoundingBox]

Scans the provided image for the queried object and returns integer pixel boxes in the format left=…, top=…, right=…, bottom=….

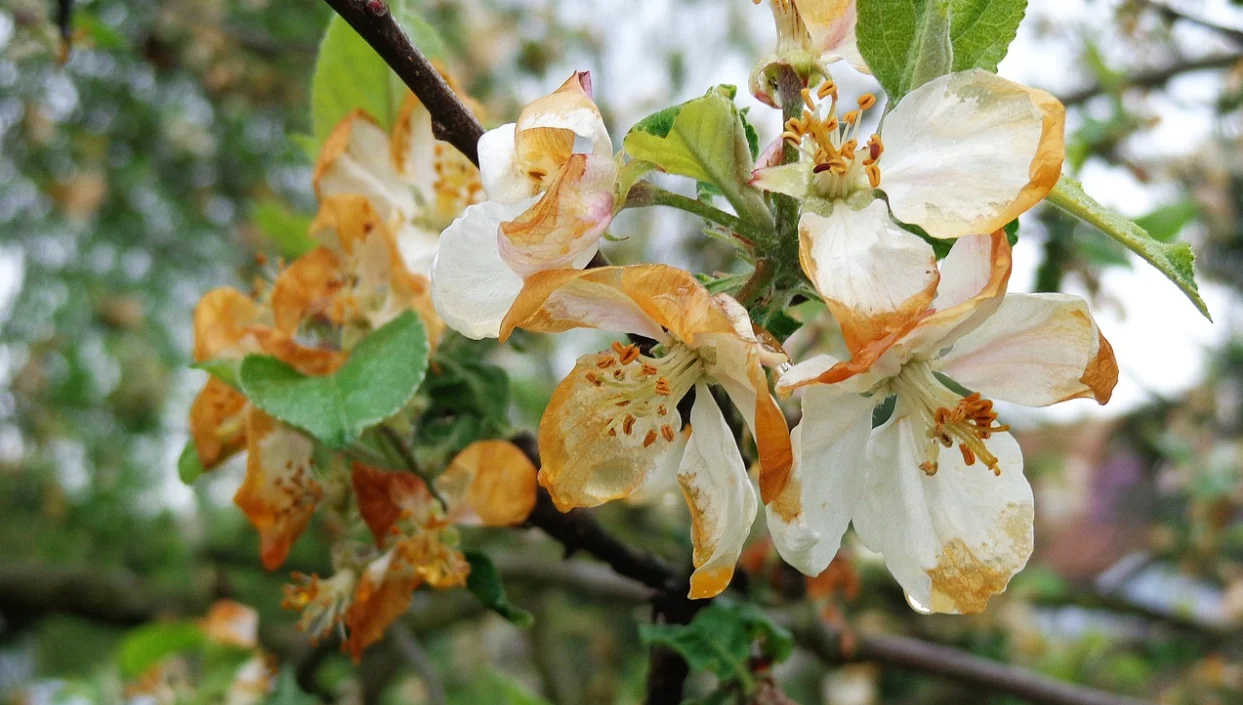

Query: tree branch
left=789, top=617, right=1156, bottom=705
left=318, top=0, right=484, bottom=165
left=1142, top=0, right=1243, bottom=45
left=391, top=623, right=448, bottom=705
left=1059, top=53, right=1240, bottom=107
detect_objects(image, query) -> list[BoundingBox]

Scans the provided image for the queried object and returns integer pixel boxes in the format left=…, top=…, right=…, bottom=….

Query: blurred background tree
left=0, top=0, right=1241, bottom=703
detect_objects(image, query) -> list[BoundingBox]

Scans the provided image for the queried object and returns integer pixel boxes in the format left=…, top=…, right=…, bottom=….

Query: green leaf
left=623, top=87, right=770, bottom=227
left=178, top=440, right=205, bottom=484
left=615, top=158, right=659, bottom=206
left=638, top=601, right=794, bottom=688
left=1048, top=175, right=1209, bottom=320
left=950, top=0, right=1028, bottom=73
left=240, top=311, right=430, bottom=449
left=858, top=0, right=1028, bottom=102
left=118, top=621, right=206, bottom=678
left=310, top=5, right=445, bottom=146
left=253, top=199, right=315, bottom=259
left=463, top=550, right=534, bottom=628
left=192, top=358, right=241, bottom=389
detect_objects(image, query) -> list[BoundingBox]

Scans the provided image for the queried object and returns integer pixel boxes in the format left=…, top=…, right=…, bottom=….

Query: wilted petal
left=498, top=153, right=616, bottom=276
left=189, top=377, right=249, bottom=470
left=880, top=70, right=1065, bottom=239
left=938, top=293, right=1117, bottom=406
left=351, top=463, right=434, bottom=547
left=270, top=247, right=346, bottom=334
left=438, top=439, right=539, bottom=526
left=314, top=110, right=415, bottom=220
left=233, top=409, right=322, bottom=570
left=680, top=384, right=758, bottom=598
left=479, top=123, right=535, bottom=204
left=902, top=230, right=1014, bottom=357
left=516, top=71, right=611, bottom=161
left=799, top=201, right=938, bottom=354
left=852, top=417, right=1034, bottom=614
left=537, top=351, right=686, bottom=510
left=193, top=288, right=262, bottom=362
left=431, top=199, right=533, bottom=339
left=766, top=386, right=873, bottom=576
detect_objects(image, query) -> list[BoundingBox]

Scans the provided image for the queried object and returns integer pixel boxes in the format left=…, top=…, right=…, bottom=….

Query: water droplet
left=905, top=592, right=933, bottom=614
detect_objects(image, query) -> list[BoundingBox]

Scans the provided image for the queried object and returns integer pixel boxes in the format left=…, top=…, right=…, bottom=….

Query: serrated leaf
left=178, top=440, right=205, bottom=484
left=310, top=4, right=445, bottom=145
left=240, top=311, right=430, bottom=449
left=1048, top=175, right=1209, bottom=320
left=463, top=550, right=534, bottom=627
left=950, top=0, right=1028, bottom=73
left=638, top=601, right=793, bottom=687
left=858, top=0, right=1028, bottom=102
left=118, top=621, right=206, bottom=678
left=623, top=88, right=769, bottom=226
left=253, top=199, right=315, bottom=259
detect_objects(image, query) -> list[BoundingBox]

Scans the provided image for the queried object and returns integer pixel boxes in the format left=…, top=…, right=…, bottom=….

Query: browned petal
left=199, top=599, right=259, bottom=649
left=972, top=88, right=1066, bottom=236
left=252, top=330, right=347, bottom=376
left=270, top=247, right=346, bottom=335
left=440, top=439, right=539, bottom=526
left=752, top=361, right=794, bottom=504
left=189, top=377, right=249, bottom=470
left=233, top=409, right=321, bottom=571
left=351, top=463, right=429, bottom=547
left=498, top=154, right=602, bottom=269
left=1079, top=330, right=1118, bottom=404
left=310, top=194, right=387, bottom=256
left=193, top=288, right=261, bottom=362
left=927, top=503, right=1033, bottom=614
left=312, top=109, right=378, bottom=199
left=342, top=562, right=418, bottom=661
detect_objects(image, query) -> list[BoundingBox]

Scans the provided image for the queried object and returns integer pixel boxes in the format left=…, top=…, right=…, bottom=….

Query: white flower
left=750, top=0, right=870, bottom=107
left=432, top=72, right=618, bottom=339
left=753, top=70, right=1065, bottom=242
left=766, top=230, right=1118, bottom=614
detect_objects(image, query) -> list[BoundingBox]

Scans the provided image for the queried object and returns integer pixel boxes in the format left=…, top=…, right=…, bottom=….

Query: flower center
left=889, top=361, right=1010, bottom=477
left=583, top=340, right=703, bottom=447
left=282, top=569, right=357, bottom=642
left=781, top=81, right=884, bottom=201
left=431, top=143, right=484, bottom=226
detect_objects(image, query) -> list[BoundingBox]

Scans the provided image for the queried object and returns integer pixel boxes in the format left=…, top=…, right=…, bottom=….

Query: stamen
left=857, top=93, right=877, bottom=111
left=891, top=363, right=1011, bottom=478
left=580, top=341, right=703, bottom=448
left=784, top=80, right=883, bottom=201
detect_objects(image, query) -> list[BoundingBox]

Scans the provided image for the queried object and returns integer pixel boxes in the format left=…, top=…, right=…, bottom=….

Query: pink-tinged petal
left=233, top=409, right=322, bottom=571
left=498, top=153, right=617, bottom=277
left=937, top=293, right=1118, bottom=407
left=680, top=384, right=758, bottom=599
left=795, top=0, right=871, bottom=74
left=799, top=202, right=939, bottom=355
left=901, top=230, right=1014, bottom=357
left=879, top=70, right=1065, bottom=239
left=516, top=71, right=612, bottom=160
left=766, top=385, right=873, bottom=576
left=430, top=199, right=533, bottom=340
left=852, top=417, right=1034, bottom=614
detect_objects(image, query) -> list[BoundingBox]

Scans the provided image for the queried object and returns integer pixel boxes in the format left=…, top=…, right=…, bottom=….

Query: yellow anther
left=817, top=81, right=837, bottom=100
left=866, top=163, right=881, bottom=188
left=842, top=110, right=860, bottom=125
left=800, top=87, right=816, bottom=111
left=857, top=93, right=877, bottom=111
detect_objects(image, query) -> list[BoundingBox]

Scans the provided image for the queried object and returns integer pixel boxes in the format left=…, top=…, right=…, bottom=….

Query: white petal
left=394, top=222, right=441, bottom=279
left=630, top=426, right=691, bottom=504
left=317, top=115, right=415, bottom=220
left=766, top=385, right=873, bottom=576
left=799, top=201, right=938, bottom=353
left=679, top=384, right=759, bottom=598
left=478, top=123, right=534, bottom=205
left=751, top=163, right=812, bottom=199
left=879, top=70, right=1064, bottom=239
left=430, top=199, right=534, bottom=339
left=937, top=293, right=1117, bottom=406
left=852, top=417, right=1034, bottom=614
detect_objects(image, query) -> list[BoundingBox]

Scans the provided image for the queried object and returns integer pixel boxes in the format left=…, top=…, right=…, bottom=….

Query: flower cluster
left=187, top=77, right=538, bottom=656
left=424, top=0, right=1119, bottom=612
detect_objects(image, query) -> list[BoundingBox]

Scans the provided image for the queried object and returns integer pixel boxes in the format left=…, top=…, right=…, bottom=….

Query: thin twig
left=789, top=617, right=1156, bottom=705
left=1142, top=0, right=1243, bottom=45
left=318, top=0, right=484, bottom=165
left=1059, top=53, right=1240, bottom=106
left=378, top=425, right=449, bottom=511
left=391, top=623, right=448, bottom=705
